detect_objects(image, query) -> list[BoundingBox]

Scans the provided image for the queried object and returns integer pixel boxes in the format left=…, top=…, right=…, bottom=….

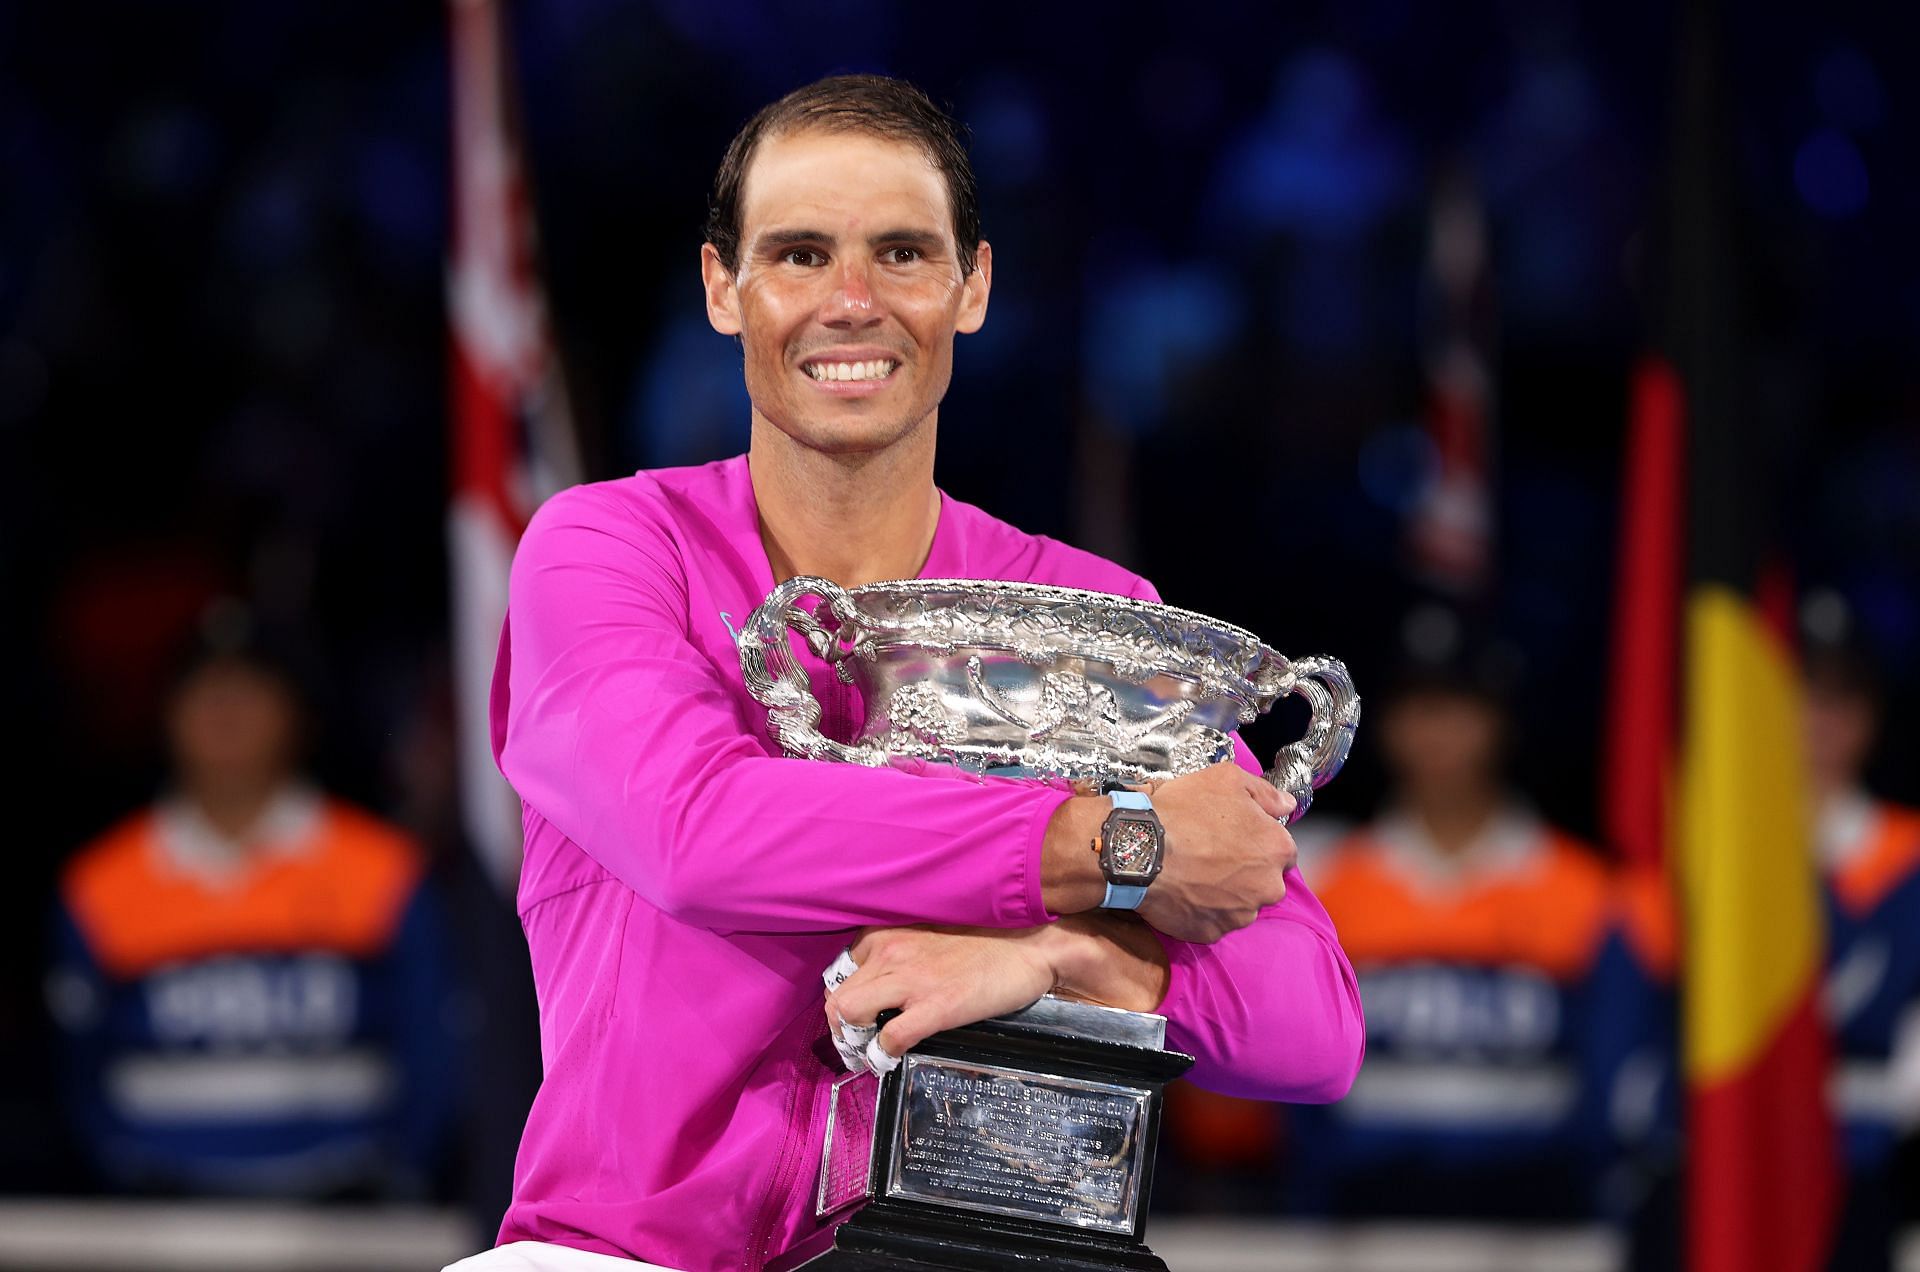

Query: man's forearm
left=1046, top=911, right=1172, bottom=1013
left=1039, top=794, right=1110, bottom=914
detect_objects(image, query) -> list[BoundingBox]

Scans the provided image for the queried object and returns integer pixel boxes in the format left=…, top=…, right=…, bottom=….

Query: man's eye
left=783, top=249, right=825, bottom=267
left=885, top=247, right=922, bottom=264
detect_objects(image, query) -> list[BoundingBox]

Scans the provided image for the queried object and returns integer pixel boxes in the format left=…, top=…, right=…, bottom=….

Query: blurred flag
left=1602, top=359, right=1683, bottom=871
left=448, top=0, right=580, bottom=892
left=1677, top=458, right=1835, bottom=1272
left=1605, top=1, right=1839, bottom=1265
left=1405, top=160, right=1495, bottom=595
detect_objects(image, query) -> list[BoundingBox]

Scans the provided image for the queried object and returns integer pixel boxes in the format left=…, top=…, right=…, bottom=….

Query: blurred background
left=3, top=0, right=1917, bottom=1268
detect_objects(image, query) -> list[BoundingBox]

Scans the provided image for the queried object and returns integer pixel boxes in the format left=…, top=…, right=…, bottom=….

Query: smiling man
left=449, top=75, right=1364, bottom=1272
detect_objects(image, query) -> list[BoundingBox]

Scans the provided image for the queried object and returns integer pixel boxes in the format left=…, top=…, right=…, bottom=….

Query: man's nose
left=821, top=256, right=881, bottom=324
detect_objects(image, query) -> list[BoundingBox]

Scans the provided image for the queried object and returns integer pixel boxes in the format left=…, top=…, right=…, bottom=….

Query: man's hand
left=1136, top=762, right=1296, bottom=943
left=825, top=915, right=1173, bottom=1066
left=827, top=925, right=1060, bottom=1065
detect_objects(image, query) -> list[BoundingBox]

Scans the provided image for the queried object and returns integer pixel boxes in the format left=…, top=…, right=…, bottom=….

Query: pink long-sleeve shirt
left=491, top=455, right=1363, bottom=1271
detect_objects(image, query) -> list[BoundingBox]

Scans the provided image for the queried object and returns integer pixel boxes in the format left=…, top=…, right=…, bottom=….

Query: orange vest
left=62, top=801, right=423, bottom=980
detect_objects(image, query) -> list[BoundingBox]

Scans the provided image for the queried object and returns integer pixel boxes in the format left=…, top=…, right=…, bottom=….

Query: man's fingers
left=847, top=927, right=893, bottom=967
left=1242, top=773, right=1299, bottom=823
left=828, top=967, right=906, bottom=1033
left=875, top=997, right=949, bottom=1060
left=1274, top=824, right=1300, bottom=870
left=1241, top=772, right=1286, bottom=820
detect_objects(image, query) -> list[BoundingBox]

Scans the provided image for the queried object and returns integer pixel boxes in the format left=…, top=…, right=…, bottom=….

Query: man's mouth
left=801, top=358, right=899, bottom=383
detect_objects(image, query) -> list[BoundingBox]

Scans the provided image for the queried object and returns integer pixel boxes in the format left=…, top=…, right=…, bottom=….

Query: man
left=456, top=75, right=1363, bottom=1272
left=49, top=620, right=453, bottom=1197
left=1287, top=626, right=1667, bottom=1222
left=1804, top=639, right=1920, bottom=1271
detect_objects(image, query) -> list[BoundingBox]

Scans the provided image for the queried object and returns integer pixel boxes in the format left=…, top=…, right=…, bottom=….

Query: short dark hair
left=704, top=74, right=981, bottom=277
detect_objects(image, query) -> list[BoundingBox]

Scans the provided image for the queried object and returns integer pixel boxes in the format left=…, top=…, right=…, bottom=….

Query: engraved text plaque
left=886, top=1054, right=1151, bottom=1234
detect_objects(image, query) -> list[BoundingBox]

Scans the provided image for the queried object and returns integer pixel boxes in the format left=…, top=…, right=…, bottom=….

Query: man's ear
left=955, top=240, right=992, bottom=335
left=701, top=243, right=742, bottom=335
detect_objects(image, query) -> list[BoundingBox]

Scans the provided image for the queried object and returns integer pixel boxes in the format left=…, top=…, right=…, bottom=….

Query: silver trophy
left=741, top=576, right=1359, bottom=1270
left=738, top=576, right=1358, bottom=814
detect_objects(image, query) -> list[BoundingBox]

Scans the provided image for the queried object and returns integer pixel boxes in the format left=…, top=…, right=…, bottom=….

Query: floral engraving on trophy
left=856, top=581, right=1276, bottom=706
left=1168, top=727, right=1233, bottom=774
left=961, top=657, right=1198, bottom=754
left=882, top=682, right=964, bottom=747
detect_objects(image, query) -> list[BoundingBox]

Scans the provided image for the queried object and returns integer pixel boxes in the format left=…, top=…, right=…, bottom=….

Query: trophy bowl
left=738, top=576, right=1359, bottom=818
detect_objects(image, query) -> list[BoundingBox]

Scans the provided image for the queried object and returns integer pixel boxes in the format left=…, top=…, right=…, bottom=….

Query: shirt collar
left=153, top=783, right=324, bottom=884
left=1371, top=800, right=1546, bottom=889
left=1817, top=786, right=1879, bottom=873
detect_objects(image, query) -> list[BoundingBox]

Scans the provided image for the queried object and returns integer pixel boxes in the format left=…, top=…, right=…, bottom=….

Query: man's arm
left=1135, top=735, right=1362, bottom=1102
left=833, top=741, right=1364, bottom=1102
left=1123, top=578, right=1364, bottom=1100
left=1150, top=870, right=1366, bottom=1102
left=502, top=484, right=1293, bottom=940
left=498, top=483, right=1075, bottom=933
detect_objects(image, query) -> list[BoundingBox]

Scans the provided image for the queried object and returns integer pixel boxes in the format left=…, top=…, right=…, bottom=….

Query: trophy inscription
left=891, top=1057, right=1150, bottom=1233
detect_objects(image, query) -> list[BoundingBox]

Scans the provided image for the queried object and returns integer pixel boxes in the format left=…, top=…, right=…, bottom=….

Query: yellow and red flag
left=1666, top=0, right=1839, bottom=1250
left=1604, top=2, right=1840, bottom=1265
left=1679, top=571, right=1835, bottom=1270
left=1609, top=366, right=1839, bottom=1272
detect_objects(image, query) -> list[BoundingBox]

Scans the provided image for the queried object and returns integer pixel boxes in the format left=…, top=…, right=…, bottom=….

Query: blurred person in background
left=1281, top=609, right=1669, bottom=1223
left=45, top=607, right=456, bottom=1198
left=1804, top=623, right=1920, bottom=1272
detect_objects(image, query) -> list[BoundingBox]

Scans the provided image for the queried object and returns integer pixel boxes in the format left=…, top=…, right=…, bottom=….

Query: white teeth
left=806, top=359, right=896, bottom=382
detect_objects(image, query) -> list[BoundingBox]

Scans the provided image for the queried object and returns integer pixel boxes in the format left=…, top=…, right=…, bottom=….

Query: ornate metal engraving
left=738, top=576, right=1360, bottom=819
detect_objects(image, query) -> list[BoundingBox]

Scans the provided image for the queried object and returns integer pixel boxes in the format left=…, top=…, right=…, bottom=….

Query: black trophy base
left=770, top=1198, right=1171, bottom=1271
left=770, top=1004, right=1192, bottom=1272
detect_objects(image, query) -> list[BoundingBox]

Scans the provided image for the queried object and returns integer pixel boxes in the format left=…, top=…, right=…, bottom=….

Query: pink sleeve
left=1127, top=575, right=1365, bottom=1102
left=496, top=485, right=1069, bottom=933
left=1152, top=871, right=1366, bottom=1102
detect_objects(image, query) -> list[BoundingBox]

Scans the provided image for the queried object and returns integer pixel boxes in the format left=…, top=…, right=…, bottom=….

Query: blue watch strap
left=1109, top=790, right=1153, bottom=811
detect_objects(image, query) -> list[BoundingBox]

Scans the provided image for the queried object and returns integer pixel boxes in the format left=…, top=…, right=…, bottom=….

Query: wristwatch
left=1094, top=790, right=1166, bottom=910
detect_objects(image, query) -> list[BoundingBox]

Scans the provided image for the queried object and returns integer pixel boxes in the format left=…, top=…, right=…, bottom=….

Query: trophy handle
left=1264, top=656, right=1361, bottom=824
left=738, top=576, right=890, bottom=766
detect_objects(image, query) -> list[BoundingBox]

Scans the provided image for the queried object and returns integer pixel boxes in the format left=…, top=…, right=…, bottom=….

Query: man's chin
left=761, top=411, right=929, bottom=459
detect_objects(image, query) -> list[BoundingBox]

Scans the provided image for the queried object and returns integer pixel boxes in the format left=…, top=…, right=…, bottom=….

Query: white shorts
left=443, top=1241, right=681, bottom=1272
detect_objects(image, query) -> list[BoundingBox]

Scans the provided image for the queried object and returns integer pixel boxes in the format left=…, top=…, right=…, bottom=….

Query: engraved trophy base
left=770, top=997, right=1194, bottom=1272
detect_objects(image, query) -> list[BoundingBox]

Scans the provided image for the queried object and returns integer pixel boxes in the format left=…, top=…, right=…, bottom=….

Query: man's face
left=167, top=661, right=299, bottom=796
left=1803, top=678, right=1876, bottom=794
left=1379, top=690, right=1506, bottom=796
left=701, top=129, right=991, bottom=457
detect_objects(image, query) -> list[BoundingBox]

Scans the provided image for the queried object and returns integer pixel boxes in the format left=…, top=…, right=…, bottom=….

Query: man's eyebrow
left=750, top=227, right=834, bottom=253
left=749, top=226, right=951, bottom=253
left=867, top=227, right=948, bottom=251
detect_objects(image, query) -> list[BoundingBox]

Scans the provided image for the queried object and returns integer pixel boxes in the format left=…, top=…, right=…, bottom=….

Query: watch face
left=1107, top=817, right=1160, bottom=876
